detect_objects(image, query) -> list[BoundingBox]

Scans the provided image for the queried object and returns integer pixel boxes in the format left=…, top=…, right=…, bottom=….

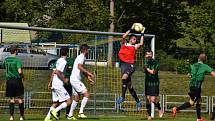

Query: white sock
left=55, top=102, right=67, bottom=112
left=79, top=97, right=88, bottom=114
left=46, top=106, right=55, bottom=118
left=68, top=100, right=78, bottom=117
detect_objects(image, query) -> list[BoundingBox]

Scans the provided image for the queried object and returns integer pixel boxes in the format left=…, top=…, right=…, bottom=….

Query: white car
left=0, top=44, right=59, bottom=69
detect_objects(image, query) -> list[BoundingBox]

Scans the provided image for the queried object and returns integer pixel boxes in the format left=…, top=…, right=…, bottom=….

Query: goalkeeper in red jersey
left=116, top=23, right=145, bottom=110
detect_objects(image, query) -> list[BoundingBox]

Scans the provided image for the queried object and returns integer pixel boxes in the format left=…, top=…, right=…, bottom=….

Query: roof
left=0, top=23, right=31, bottom=43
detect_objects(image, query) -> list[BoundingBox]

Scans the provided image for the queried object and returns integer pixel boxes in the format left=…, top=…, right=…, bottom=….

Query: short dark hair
left=10, top=45, right=17, bottom=54
left=129, top=34, right=137, bottom=40
left=80, top=44, right=89, bottom=53
left=60, top=46, right=69, bottom=56
left=145, top=50, right=153, bottom=54
left=198, top=53, right=207, bottom=63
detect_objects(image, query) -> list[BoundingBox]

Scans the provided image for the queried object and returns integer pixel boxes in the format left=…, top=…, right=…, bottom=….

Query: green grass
left=0, top=112, right=211, bottom=121
left=0, top=68, right=215, bottom=119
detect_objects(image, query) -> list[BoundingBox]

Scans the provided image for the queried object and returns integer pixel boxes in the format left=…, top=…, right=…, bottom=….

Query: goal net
left=0, top=25, right=155, bottom=117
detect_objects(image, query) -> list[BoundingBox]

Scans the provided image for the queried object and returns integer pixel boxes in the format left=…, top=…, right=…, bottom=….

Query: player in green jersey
left=172, top=53, right=215, bottom=121
left=144, top=50, right=163, bottom=120
left=64, top=57, right=74, bottom=117
left=3, top=45, right=25, bottom=121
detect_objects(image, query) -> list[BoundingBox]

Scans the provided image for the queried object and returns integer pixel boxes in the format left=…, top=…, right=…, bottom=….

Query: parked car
left=0, top=44, right=59, bottom=69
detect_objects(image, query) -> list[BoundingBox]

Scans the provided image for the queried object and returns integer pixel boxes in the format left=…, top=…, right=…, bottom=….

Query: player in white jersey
left=67, top=44, right=94, bottom=120
left=44, top=47, right=72, bottom=121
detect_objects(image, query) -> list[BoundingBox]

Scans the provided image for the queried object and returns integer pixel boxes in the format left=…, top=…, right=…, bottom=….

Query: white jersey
left=70, top=53, right=85, bottom=82
left=52, top=57, right=67, bottom=89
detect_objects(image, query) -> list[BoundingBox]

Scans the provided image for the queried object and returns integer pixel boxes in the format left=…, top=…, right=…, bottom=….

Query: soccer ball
left=133, top=23, right=143, bottom=32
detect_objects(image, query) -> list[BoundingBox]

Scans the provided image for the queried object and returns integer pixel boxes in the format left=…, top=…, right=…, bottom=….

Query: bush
left=156, top=50, right=177, bottom=71
left=176, top=59, right=190, bottom=74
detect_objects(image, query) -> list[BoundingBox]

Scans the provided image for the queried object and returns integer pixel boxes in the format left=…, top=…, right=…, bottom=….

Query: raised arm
left=121, top=29, right=131, bottom=44
left=136, top=27, right=145, bottom=49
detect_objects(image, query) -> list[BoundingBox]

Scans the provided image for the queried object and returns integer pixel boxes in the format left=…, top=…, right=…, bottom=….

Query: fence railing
left=0, top=91, right=215, bottom=114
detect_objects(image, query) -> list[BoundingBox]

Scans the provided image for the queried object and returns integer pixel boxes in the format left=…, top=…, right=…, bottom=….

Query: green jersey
left=65, top=57, right=74, bottom=79
left=3, top=56, right=22, bottom=80
left=144, top=59, right=159, bottom=86
left=189, top=61, right=213, bottom=88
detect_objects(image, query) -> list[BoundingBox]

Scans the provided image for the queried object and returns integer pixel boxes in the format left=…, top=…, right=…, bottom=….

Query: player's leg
left=146, top=96, right=152, bottom=120
left=50, top=88, right=71, bottom=120
left=117, top=63, right=135, bottom=104
left=9, top=98, right=15, bottom=121
left=127, top=77, right=141, bottom=110
left=44, top=102, right=58, bottom=121
left=64, top=83, right=73, bottom=117
left=121, top=73, right=128, bottom=100
left=117, top=62, right=129, bottom=103
left=68, top=94, right=79, bottom=120
left=196, top=99, right=202, bottom=121
left=150, top=96, right=163, bottom=118
left=68, top=91, right=79, bottom=120
left=194, top=89, right=203, bottom=121
left=172, top=90, right=195, bottom=118
left=44, top=89, right=59, bottom=121
left=78, top=90, right=89, bottom=118
left=14, top=78, right=25, bottom=120
left=16, top=78, right=24, bottom=120
left=150, top=86, right=163, bottom=118
left=6, top=78, right=16, bottom=120
left=210, top=107, right=215, bottom=120
left=17, top=97, right=24, bottom=120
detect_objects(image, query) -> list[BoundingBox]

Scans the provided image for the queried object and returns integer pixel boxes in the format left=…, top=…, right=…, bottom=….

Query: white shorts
left=70, top=80, right=87, bottom=95
left=52, top=87, right=70, bottom=102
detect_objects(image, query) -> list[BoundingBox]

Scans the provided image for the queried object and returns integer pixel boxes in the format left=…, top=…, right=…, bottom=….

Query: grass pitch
left=0, top=112, right=211, bottom=121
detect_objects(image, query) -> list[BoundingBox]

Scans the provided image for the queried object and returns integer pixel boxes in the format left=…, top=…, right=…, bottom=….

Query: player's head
left=80, top=44, right=89, bottom=54
left=145, top=50, right=153, bottom=60
left=198, top=53, right=207, bottom=63
left=10, top=45, right=18, bottom=54
left=60, top=46, right=69, bottom=56
left=128, top=34, right=137, bottom=45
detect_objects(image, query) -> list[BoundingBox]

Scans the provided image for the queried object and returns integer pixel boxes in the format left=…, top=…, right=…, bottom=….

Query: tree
left=179, top=0, right=215, bottom=50
left=114, top=0, right=188, bottom=53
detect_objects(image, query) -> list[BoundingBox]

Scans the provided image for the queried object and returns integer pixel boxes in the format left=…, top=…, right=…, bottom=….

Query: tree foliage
left=179, top=0, right=215, bottom=49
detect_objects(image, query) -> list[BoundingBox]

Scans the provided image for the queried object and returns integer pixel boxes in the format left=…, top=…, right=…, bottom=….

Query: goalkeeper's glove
left=131, top=23, right=136, bottom=30
left=141, top=27, right=146, bottom=36
left=141, top=27, right=146, bottom=33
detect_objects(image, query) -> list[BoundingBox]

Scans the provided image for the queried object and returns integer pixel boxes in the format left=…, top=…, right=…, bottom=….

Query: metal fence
left=0, top=91, right=215, bottom=114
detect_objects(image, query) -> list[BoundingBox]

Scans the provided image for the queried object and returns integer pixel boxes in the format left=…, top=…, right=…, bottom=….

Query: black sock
left=121, top=79, right=127, bottom=98
left=19, top=103, right=24, bottom=117
left=128, top=88, right=139, bottom=102
left=154, top=102, right=161, bottom=110
left=177, top=102, right=191, bottom=111
left=9, top=103, right=15, bottom=116
left=213, top=107, right=215, bottom=116
left=57, top=110, right=61, bottom=117
left=66, top=105, right=71, bottom=115
left=196, top=103, right=201, bottom=119
left=146, top=103, right=151, bottom=116
left=211, top=107, right=215, bottom=120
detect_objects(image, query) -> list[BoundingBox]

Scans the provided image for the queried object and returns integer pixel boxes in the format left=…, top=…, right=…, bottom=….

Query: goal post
left=0, top=24, right=156, bottom=116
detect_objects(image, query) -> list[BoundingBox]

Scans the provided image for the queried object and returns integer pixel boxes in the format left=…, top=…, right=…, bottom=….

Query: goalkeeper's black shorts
left=120, top=61, right=135, bottom=77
